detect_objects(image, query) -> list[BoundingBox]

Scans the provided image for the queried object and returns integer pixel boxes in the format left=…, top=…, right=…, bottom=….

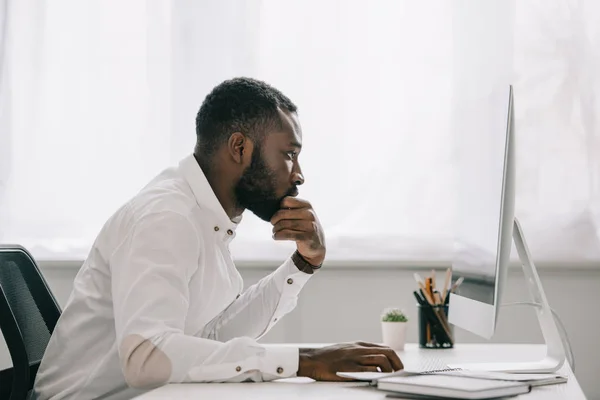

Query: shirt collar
left=179, top=154, right=241, bottom=235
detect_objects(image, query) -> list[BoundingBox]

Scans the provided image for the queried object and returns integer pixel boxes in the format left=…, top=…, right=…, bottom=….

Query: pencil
left=427, top=323, right=431, bottom=344
left=450, top=276, right=464, bottom=293
left=418, top=284, right=435, bottom=305
left=442, top=268, right=452, bottom=303
left=413, top=272, right=424, bottom=287
left=428, top=277, right=435, bottom=304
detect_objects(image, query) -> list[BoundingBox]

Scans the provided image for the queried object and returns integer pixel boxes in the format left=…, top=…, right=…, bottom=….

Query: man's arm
left=197, top=254, right=313, bottom=342
left=199, top=196, right=323, bottom=342
left=111, top=211, right=298, bottom=389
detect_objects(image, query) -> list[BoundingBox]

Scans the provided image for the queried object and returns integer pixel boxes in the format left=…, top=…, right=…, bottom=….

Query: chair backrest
left=0, top=245, right=62, bottom=400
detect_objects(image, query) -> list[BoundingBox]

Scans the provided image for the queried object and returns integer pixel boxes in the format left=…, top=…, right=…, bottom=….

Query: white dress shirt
left=33, top=154, right=314, bottom=400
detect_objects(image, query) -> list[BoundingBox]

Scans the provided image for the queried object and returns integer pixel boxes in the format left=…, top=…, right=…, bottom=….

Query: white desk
left=134, top=343, right=586, bottom=399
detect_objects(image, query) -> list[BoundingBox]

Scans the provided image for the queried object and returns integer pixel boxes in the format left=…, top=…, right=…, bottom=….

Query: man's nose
left=292, top=171, right=304, bottom=186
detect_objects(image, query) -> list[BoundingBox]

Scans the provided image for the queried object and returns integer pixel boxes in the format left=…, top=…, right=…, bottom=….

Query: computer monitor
left=447, top=85, right=566, bottom=373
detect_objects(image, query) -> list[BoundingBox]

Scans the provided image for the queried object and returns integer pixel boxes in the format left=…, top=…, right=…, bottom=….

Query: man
left=33, top=77, right=403, bottom=400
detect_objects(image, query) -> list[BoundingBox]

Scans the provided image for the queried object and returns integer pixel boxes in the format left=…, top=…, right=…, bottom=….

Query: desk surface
left=134, top=343, right=585, bottom=399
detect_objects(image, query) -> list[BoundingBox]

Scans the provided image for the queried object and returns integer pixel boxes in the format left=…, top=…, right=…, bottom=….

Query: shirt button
left=236, top=294, right=240, bottom=299
left=227, top=229, right=233, bottom=235
left=287, top=278, right=293, bottom=285
left=273, top=317, right=278, bottom=322
left=277, top=367, right=284, bottom=374
left=236, top=366, right=241, bottom=372
left=214, top=226, right=220, bottom=232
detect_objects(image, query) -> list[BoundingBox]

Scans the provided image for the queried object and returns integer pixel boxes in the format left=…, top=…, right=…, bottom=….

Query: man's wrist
left=292, top=250, right=322, bottom=274
left=298, top=348, right=316, bottom=378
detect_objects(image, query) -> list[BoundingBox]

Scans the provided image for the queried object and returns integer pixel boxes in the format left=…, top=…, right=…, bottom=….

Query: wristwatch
left=292, top=250, right=322, bottom=274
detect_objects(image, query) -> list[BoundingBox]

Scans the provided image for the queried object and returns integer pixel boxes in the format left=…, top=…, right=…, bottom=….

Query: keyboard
left=402, top=352, right=454, bottom=373
left=336, top=353, right=458, bottom=383
left=402, top=353, right=451, bottom=373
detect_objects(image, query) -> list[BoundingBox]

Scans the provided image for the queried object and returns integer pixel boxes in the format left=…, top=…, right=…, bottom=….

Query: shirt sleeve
left=197, top=256, right=313, bottom=342
left=109, top=211, right=299, bottom=389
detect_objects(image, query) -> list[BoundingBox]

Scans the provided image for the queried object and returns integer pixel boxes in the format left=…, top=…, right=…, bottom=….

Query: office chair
left=0, top=245, right=62, bottom=400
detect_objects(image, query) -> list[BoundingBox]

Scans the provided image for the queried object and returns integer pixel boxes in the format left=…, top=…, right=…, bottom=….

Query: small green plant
left=381, top=307, right=408, bottom=323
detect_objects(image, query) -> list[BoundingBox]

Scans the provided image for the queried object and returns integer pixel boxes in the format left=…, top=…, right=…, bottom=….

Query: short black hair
left=195, top=77, right=297, bottom=158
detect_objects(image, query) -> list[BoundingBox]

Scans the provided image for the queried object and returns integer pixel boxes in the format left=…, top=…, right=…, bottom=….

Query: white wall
left=1, top=264, right=599, bottom=399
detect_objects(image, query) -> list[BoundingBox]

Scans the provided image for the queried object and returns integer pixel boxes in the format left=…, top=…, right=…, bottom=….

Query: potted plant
left=381, top=307, right=408, bottom=350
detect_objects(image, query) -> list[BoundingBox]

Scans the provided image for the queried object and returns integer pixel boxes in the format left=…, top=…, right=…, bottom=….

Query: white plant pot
left=381, top=321, right=408, bottom=351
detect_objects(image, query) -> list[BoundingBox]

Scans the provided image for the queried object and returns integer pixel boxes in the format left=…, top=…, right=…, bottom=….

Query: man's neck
left=193, top=153, right=243, bottom=221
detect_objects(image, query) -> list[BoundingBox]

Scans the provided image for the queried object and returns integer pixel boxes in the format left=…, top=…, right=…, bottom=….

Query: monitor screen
left=452, top=86, right=512, bottom=306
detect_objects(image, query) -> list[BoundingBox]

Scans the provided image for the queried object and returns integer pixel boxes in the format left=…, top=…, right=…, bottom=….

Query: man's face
left=235, top=111, right=304, bottom=221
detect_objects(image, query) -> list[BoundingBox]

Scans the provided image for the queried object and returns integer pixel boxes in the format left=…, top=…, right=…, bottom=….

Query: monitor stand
left=448, top=218, right=566, bottom=373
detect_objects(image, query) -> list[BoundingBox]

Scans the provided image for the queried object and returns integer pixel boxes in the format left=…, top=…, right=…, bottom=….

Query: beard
left=235, top=145, right=285, bottom=222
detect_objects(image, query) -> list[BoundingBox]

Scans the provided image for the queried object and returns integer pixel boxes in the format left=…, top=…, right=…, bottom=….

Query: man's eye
left=287, top=151, right=297, bottom=160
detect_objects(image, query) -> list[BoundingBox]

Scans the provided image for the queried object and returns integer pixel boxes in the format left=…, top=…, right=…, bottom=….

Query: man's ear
left=227, top=132, right=253, bottom=166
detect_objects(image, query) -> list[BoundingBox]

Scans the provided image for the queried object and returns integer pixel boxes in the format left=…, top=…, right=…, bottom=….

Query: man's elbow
left=120, top=334, right=173, bottom=389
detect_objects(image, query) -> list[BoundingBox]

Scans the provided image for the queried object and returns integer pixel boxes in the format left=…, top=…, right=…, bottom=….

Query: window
left=1, top=0, right=598, bottom=264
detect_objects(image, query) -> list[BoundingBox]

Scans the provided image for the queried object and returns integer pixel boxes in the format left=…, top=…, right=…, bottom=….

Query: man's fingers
left=280, top=196, right=311, bottom=210
left=270, top=208, right=315, bottom=225
left=273, top=229, right=309, bottom=242
left=359, top=355, right=393, bottom=373
left=273, top=219, right=314, bottom=233
left=356, top=341, right=387, bottom=348
left=355, top=347, right=403, bottom=371
left=381, top=349, right=404, bottom=371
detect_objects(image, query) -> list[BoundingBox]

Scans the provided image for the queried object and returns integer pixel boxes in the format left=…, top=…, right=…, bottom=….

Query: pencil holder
left=418, top=304, right=454, bottom=349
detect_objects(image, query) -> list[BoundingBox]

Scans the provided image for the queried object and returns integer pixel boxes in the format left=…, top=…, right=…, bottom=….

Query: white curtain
left=511, top=0, right=600, bottom=264
left=0, top=0, right=598, bottom=264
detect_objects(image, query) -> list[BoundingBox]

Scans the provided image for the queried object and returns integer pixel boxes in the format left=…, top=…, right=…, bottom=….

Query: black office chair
left=0, top=245, right=62, bottom=400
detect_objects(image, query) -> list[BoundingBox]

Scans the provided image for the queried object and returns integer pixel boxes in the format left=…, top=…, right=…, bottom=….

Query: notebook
left=377, top=374, right=531, bottom=399
left=433, top=370, right=568, bottom=387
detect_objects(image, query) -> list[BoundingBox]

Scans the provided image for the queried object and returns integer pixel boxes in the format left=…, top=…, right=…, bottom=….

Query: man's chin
left=247, top=201, right=280, bottom=222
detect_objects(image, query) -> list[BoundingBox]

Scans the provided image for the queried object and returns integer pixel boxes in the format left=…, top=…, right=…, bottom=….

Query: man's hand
left=297, top=342, right=404, bottom=381
left=270, top=197, right=326, bottom=266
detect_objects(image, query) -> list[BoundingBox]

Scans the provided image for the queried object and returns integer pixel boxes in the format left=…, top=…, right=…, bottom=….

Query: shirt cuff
left=259, top=344, right=300, bottom=379
left=272, top=255, right=314, bottom=294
